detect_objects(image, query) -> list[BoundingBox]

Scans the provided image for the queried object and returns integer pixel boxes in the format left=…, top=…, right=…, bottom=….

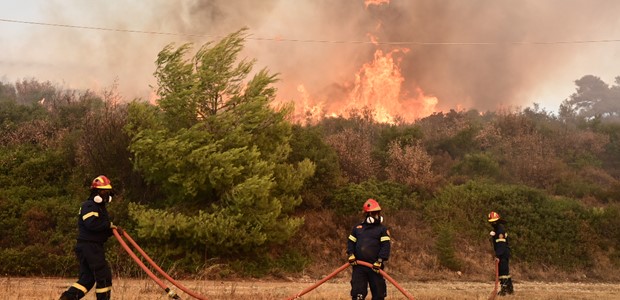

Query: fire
left=282, top=0, right=439, bottom=125
left=290, top=48, right=438, bottom=125
left=365, top=0, right=390, bottom=8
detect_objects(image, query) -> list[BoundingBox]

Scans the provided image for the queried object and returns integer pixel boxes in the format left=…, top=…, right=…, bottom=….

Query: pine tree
left=125, top=28, right=315, bottom=257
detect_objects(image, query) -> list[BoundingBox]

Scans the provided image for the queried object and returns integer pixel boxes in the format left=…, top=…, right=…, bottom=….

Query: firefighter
left=488, top=211, right=514, bottom=296
left=347, top=199, right=391, bottom=300
left=60, top=175, right=121, bottom=300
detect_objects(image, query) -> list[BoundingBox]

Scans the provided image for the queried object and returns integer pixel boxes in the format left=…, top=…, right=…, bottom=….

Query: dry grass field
left=2, top=277, right=619, bottom=300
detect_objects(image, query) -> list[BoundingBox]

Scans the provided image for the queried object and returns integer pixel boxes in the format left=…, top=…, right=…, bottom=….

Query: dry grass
left=3, top=277, right=620, bottom=300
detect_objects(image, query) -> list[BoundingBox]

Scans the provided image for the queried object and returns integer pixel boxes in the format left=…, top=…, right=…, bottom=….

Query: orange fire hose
left=120, top=230, right=209, bottom=300
left=487, top=258, right=500, bottom=300
left=286, top=261, right=415, bottom=300
left=112, top=229, right=181, bottom=299
left=286, top=263, right=350, bottom=300
left=357, top=261, right=415, bottom=300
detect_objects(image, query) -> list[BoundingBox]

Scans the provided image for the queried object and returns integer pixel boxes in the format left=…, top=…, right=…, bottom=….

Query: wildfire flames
left=289, top=47, right=438, bottom=125
left=286, top=0, right=439, bottom=125
left=364, top=0, right=390, bottom=8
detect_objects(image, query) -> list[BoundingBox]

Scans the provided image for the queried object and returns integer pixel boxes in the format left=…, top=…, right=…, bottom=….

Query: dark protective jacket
left=491, top=222, right=510, bottom=257
left=347, top=220, right=391, bottom=263
left=77, top=197, right=113, bottom=243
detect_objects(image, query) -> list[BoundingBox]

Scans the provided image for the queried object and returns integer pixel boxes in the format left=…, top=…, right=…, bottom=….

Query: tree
left=0, top=81, right=16, bottom=102
left=561, top=75, right=620, bottom=119
left=125, top=29, right=314, bottom=258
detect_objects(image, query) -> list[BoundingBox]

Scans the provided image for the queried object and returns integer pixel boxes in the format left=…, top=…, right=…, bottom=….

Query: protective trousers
left=350, top=265, right=387, bottom=300
left=498, top=255, right=513, bottom=295
left=60, top=241, right=112, bottom=300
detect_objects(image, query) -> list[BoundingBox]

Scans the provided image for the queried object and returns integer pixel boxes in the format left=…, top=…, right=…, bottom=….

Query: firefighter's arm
left=378, top=228, right=391, bottom=261
left=81, top=203, right=110, bottom=232
left=347, top=227, right=358, bottom=265
left=347, top=227, right=358, bottom=254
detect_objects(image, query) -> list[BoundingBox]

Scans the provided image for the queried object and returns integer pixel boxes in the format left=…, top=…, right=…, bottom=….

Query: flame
left=282, top=0, right=439, bottom=125
left=290, top=48, right=438, bottom=125
left=365, top=0, right=390, bottom=8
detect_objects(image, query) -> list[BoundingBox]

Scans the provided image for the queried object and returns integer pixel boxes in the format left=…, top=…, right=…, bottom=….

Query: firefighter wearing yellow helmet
left=347, top=199, right=391, bottom=300
left=488, top=211, right=514, bottom=296
left=60, top=175, right=121, bottom=300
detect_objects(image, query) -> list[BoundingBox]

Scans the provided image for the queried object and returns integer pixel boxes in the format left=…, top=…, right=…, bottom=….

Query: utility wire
left=2, top=17, right=620, bottom=46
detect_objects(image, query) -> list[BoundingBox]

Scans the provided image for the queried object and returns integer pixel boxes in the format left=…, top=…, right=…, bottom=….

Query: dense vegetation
left=1, top=30, right=619, bottom=281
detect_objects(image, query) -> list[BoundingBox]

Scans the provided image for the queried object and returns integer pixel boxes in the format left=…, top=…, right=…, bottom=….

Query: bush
left=435, top=225, right=462, bottom=271
left=331, top=179, right=417, bottom=216
left=425, top=180, right=597, bottom=270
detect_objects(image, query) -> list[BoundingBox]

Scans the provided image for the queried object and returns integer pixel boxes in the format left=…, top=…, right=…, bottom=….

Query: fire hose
left=114, top=228, right=414, bottom=299
left=112, top=228, right=209, bottom=300
left=286, top=261, right=415, bottom=300
left=487, top=258, right=500, bottom=300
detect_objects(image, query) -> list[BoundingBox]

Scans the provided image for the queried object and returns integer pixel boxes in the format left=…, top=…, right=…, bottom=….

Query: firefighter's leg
left=350, top=265, right=369, bottom=300
left=93, top=255, right=112, bottom=300
left=60, top=244, right=95, bottom=299
left=498, top=256, right=511, bottom=296
left=81, top=242, right=113, bottom=300
left=367, top=269, right=387, bottom=300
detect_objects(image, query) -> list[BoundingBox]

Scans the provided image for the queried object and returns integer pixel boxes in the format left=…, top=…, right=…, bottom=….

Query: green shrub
left=331, top=179, right=417, bottom=216
left=435, top=225, right=462, bottom=271
left=425, top=180, right=596, bottom=270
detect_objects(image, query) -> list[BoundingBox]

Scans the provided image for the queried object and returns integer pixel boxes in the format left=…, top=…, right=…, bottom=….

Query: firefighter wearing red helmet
left=488, top=211, right=514, bottom=296
left=60, top=175, right=121, bottom=300
left=347, top=199, right=391, bottom=300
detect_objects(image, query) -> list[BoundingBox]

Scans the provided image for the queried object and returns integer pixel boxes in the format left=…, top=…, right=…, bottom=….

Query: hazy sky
left=2, top=0, right=620, bottom=116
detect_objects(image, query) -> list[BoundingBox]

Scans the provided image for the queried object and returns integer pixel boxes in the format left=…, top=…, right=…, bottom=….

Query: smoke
left=2, top=0, right=620, bottom=114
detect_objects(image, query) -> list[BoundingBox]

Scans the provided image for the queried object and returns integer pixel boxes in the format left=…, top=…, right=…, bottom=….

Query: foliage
left=0, top=196, right=77, bottom=276
left=2, top=65, right=620, bottom=279
left=331, top=179, right=417, bottom=216
left=561, top=75, right=620, bottom=119
left=325, top=127, right=379, bottom=184
left=451, top=153, right=501, bottom=181
left=435, top=225, right=462, bottom=271
left=424, top=181, right=603, bottom=270
left=125, top=29, right=314, bottom=260
left=288, top=125, right=344, bottom=208
left=384, top=140, right=437, bottom=191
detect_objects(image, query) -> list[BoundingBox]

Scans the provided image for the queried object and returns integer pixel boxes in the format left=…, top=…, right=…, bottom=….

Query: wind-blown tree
left=560, top=75, right=620, bottom=119
left=125, top=29, right=315, bottom=259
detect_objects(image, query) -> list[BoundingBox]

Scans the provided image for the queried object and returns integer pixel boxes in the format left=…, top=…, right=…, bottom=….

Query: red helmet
left=363, top=199, right=381, bottom=213
left=91, top=175, right=113, bottom=190
left=487, top=211, right=500, bottom=222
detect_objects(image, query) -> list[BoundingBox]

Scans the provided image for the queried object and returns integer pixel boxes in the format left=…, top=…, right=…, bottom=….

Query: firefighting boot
left=505, top=277, right=514, bottom=294
left=498, top=278, right=508, bottom=296
left=96, top=290, right=111, bottom=300
left=59, top=289, right=82, bottom=300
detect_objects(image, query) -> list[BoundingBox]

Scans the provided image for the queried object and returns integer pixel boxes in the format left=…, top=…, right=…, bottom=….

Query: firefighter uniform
left=61, top=176, right=115, bottom=300
left=347, top=199, right=391, bottom=300
left=488, top=211, right=514, bottom=296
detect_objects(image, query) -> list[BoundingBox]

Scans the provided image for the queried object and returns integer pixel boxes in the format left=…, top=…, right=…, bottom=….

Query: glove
left=348, top=254, right=357, bottom=266
left=110, top=223, right=124, bottom=235
left=373, top=259, right=383, bottom=273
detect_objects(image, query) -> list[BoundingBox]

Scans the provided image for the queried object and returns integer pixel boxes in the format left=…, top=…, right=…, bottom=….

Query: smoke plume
left=2, top=0, right=620, bottom=117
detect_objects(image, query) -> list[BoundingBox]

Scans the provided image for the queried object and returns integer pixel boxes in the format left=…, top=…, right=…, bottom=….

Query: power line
left=2, top=17, right=620, bottom=46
